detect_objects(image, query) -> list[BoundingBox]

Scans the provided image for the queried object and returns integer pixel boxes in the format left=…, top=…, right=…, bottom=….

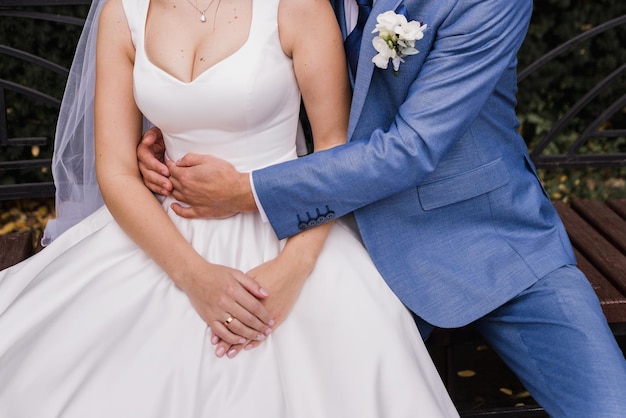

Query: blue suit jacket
left=253, top=0, right=576, bottom=328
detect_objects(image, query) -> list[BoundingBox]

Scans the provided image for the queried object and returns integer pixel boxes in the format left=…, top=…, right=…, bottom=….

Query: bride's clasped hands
left=176, top=257, right=276, bottom=347
left=212, top=251, right=316, bottom=358
left=209, top=216, right=335, bottom=358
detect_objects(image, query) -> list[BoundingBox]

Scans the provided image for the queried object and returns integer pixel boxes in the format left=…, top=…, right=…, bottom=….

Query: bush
left=0, top=4, right=89, bottom=186
left=517, top=0, right=626, bottom=200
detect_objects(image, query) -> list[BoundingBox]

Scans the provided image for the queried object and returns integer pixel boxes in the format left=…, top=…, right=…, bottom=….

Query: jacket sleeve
left=253, top=0, right=533, bottom=239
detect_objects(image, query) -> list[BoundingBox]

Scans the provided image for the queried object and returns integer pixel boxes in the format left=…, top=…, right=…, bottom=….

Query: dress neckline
left=141, top=0, right=255, bottom=85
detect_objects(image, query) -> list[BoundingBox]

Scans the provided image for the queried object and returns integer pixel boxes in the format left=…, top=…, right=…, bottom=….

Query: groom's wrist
left=248, top=171, right=270, bottom=222
left=237, top=172, right=258, bottom=213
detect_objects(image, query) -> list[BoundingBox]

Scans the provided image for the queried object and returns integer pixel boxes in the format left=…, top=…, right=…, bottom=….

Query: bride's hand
left=179, top=260, right=275, bottom=346
left=212, top=254, right=312, bottom=358
left=137, top=127, right=173, bottom=196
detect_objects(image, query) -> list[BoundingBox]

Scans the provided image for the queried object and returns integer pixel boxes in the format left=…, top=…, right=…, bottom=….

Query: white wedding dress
left=0, top=0, right=458, bottom=416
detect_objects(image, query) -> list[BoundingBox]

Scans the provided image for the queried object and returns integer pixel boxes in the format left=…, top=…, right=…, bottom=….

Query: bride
left=0, top=0, right=458, bottom=416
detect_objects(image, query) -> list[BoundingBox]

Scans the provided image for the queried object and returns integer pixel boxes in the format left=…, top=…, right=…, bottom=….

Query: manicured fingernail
left=256, top=334, right=265, bottom=341
left=216, top=347, right=225, bottom=357
left=268, top=319, right=275, bottom=326
left=238, top=338, right=246, bottom=344
left=244, top=344, right=254, bottom=351
left=211, top=335, right=219, bottom=345
left=265, top=328, right=273, bottom=336
left=259, top=287, right=269, bottom=297
left=227, top=349, right=237, bottom=358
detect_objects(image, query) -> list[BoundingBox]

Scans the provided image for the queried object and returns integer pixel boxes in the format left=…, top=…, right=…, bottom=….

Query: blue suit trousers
left=473, top=265, right=626, bottom=417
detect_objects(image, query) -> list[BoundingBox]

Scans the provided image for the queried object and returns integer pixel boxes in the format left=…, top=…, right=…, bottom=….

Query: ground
left=428, top=333, right=626, bottom=415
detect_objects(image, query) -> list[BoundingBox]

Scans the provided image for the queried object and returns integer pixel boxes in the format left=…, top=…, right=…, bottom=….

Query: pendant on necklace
left=200, top=11, right=207, bottom=22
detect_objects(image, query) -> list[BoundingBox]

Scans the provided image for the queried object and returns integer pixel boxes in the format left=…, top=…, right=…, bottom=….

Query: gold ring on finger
left=224, top=314, right=234, bottom=327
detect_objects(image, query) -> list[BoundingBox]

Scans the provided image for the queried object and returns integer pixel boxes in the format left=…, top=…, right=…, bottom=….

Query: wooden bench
left=555, top=199, right=626, bottom=334
left=436, top=198, right=626, bottom=417
left=1, top=2, right=625, bottom=417
left=0, top=228, right=32, bottom=270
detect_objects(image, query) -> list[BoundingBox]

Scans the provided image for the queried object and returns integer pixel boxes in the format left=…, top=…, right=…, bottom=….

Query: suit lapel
left=348, top=0, right=403, bottom=139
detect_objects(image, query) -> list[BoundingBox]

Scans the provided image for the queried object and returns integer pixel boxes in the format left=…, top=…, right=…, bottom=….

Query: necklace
left=185, top=0, right=215, bottom=22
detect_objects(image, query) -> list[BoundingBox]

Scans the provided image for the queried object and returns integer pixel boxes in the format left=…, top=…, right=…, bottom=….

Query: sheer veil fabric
left=43, top=0, right=114, bottom=245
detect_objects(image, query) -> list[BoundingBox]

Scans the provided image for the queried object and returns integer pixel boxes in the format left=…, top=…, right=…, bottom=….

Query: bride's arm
left=94, top=0, right=274, bottom=344
left=214, top=0, right=351, bottom=358
left=253, top=0, right=352, bottom=316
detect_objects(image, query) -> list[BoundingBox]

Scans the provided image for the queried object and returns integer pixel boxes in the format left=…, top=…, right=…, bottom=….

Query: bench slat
left=606, top=198, right=626, bottom=220
left=0, top=232, right=32, bottom=270
left=570, top=199, right=626, bottom=254
left=573, top=248, right=626, bottom=323
left=553, top=201, right=626, bottom=295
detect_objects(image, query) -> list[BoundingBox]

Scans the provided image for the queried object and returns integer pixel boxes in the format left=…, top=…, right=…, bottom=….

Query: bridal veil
left=42, top=0, right=107, bottom=245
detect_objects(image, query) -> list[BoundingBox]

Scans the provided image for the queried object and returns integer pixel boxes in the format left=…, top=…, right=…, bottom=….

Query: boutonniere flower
left=371, top=11, right=427, bottom=75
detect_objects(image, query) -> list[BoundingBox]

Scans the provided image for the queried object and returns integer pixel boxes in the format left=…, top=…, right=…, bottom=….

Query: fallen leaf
left=457, top=370, right=476, bottom=378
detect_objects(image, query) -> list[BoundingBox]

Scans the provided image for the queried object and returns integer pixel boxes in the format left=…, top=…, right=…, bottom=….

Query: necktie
left=344, top=0, right=373, bottom=78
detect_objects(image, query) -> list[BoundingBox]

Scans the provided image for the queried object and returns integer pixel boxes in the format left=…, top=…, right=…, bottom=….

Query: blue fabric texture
left=344, top=0, right=373, bottom=78
left=254, top=0, right=570, bottom=327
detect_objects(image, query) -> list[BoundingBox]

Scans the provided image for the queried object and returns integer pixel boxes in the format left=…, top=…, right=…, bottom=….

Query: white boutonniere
left=371, top=11, right=427, bottom=75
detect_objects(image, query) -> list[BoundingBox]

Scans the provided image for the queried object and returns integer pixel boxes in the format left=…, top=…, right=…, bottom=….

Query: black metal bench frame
left=0, top=0, right=89, bottom=200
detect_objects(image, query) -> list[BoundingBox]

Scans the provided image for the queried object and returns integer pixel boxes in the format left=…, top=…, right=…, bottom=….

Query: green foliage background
left=516, top=0, right=626, bottom=201
left=0, top=1, right=625, bottom=201
left=0, top=3, right=89, bottom=186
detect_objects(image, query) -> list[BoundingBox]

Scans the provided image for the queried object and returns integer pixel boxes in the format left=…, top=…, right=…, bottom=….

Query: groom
left=138, top=0, right=626, bottom=415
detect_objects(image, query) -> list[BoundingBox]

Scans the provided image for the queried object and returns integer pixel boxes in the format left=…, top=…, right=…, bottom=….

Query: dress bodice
left=123, top=0, right=301, bottom=172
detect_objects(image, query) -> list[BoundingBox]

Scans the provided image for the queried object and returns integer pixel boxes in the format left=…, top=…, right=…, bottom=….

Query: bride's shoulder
left=100, top=0, right=127, bottom=27
left=101, top=0, right=151, bottom=24
left=278, top=0, right=339, bottom=53
left=98, top=0, right=135, bottom=57
left=278, top=0, right=336, bottom=26
left=101, top=0, right=124, bottom=15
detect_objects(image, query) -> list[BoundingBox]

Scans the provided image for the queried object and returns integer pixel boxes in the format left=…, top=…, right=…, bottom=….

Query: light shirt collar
left=344, top=0, right=377, bottom=33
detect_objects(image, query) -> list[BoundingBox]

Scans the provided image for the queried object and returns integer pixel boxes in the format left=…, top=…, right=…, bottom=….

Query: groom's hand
left=167, top=153, right=257, bottom=219
left=137, top=127, right=173, bottom=196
